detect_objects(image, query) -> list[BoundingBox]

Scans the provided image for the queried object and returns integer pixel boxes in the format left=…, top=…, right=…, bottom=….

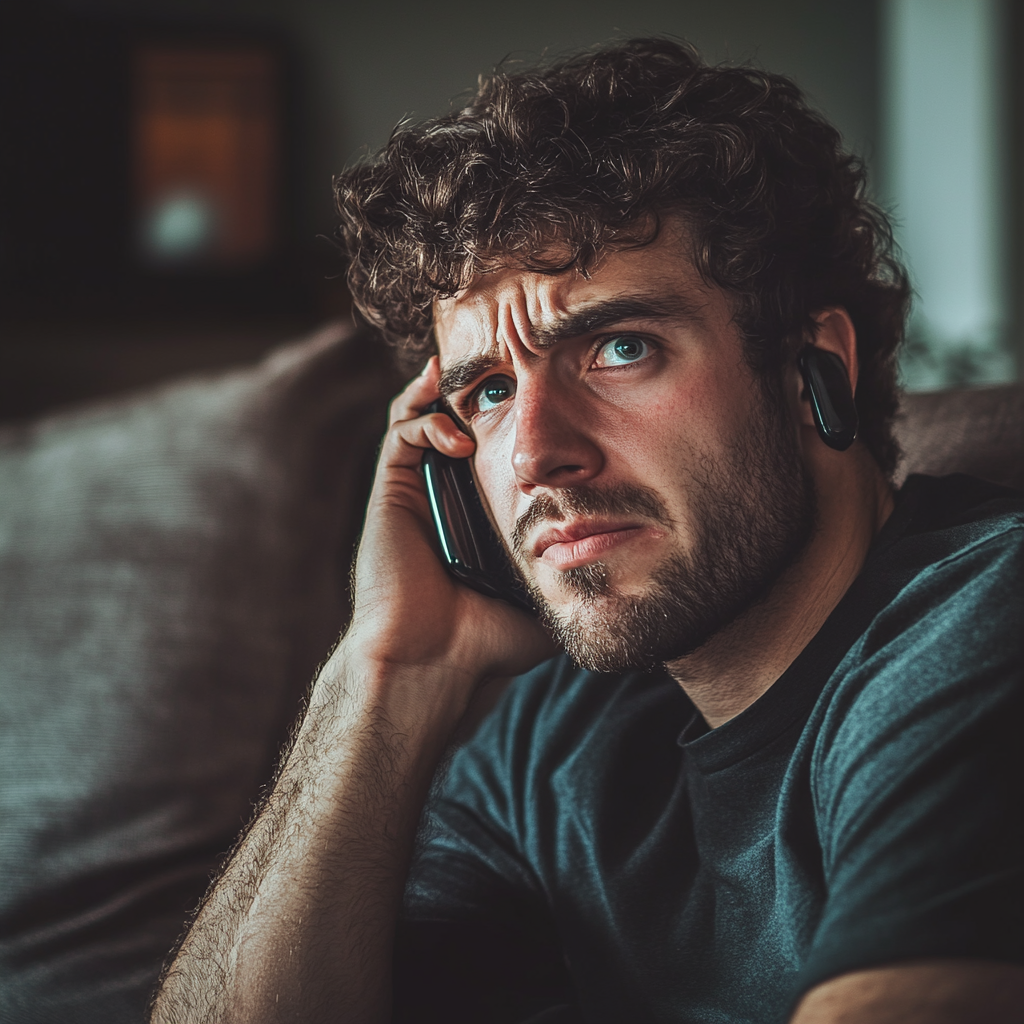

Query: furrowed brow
left=437, top=353, right=504, bottom=398
left=436, top=293, right=706, bottom=397
left=530, top=294, right=706, bottom=348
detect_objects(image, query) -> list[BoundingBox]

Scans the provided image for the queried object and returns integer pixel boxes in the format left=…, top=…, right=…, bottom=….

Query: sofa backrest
left=0, top=322, right=402, bottom=1024
left=896, top=382, right=1024, bottom=490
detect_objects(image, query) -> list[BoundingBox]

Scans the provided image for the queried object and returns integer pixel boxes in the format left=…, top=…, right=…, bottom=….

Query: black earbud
left=798, top=347, right=858, bottom=451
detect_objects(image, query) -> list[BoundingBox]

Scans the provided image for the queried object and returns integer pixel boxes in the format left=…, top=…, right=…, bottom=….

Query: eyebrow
left=436, top=293, right=706, bottom=398
left=438, top=353, right=506, bottom=398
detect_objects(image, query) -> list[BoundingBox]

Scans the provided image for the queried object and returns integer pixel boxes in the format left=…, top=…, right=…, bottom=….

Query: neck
left=665, top=445, right=895, bottom=728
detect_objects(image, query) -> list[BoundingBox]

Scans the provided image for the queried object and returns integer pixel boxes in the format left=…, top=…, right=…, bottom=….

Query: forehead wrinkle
left=534, top=283, right=572, bottom=343
left=498, top=298, right=526, bottom=353
left=434, top=259, right=713, bottom=395
left=490, top=275, right=569, bottom=355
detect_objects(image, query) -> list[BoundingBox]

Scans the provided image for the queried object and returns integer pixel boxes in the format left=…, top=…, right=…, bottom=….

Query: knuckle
left=387, top=396, right=412, bottom=427
left=382, top=416, right=429, bottom=460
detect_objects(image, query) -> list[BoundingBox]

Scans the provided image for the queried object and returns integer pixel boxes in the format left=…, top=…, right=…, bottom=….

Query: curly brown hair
left=333, top=37, right=910, bottom=474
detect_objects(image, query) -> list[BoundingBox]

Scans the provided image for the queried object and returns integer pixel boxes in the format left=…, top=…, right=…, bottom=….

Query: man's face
left=433, top=227, right=816, bottom=671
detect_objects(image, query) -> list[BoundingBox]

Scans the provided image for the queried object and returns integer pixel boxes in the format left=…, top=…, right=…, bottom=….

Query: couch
left=0, top=320, right=1020, bottom=1023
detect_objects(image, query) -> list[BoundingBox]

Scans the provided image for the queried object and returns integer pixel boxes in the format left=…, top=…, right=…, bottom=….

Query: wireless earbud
left=798, top=347, right=858, bottom=451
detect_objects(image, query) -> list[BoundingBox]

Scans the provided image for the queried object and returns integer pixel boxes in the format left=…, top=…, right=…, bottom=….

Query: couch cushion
left=896, top=382, right=1024, bottom=490
left=0, top=321, right=401, bottom=1023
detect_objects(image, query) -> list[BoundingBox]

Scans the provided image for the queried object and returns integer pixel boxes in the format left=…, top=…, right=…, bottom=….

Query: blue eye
left=594, top=335, right=652, bottom=367
left=474, top=374, right=517, bottom=412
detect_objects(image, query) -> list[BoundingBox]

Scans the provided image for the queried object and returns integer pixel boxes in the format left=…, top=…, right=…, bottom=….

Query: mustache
left=510, top=484, right=671, bottom=561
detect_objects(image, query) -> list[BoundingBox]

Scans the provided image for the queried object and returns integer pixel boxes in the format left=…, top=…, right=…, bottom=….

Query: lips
left=532, top=519, right=649, bottom=569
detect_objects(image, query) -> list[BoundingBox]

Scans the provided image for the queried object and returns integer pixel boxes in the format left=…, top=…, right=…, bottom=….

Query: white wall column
left=883, top=0, right=1013, bottom=388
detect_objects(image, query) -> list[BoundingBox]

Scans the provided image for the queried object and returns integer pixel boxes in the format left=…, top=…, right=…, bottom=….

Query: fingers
left=382, top=412, right=475, bottom=471
left=381, top=357, right=475, bottom=470
left=387, top=356, right=440, bottom=426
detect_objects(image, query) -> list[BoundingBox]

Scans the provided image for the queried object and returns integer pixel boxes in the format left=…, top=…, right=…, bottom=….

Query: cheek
left=599, top=384, right=702, bottom=472
left=599, top=363, right=745, bottom=490
left=473, top=431, right=520, bottom=538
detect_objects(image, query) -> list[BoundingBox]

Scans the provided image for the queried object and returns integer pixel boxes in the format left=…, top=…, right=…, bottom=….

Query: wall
left=27, top=0, right=1022, bottom=399
left=59, top=0, right=883, bottom=240
left=882, top=0, right=1016, bottom=388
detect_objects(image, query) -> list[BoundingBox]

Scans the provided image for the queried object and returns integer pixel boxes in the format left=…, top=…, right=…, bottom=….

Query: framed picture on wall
left=0, top=11, right=303, bottom=319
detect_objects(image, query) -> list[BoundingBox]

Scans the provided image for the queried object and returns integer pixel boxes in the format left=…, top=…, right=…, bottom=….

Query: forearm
left=150, top=359, right=552, bottom=1023
left=150, top=653, right=465, bottom=1024
left=792, top=961, right=1024, bottom=1024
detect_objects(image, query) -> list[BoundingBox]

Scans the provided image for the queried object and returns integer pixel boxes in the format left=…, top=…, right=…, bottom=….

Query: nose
left=511, top=383, right=604, bottom=491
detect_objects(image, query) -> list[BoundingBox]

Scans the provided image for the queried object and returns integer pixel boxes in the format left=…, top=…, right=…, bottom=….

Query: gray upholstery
left=0, top=336, right=1019, bottom=1024
left=0, top=322, right=401, bottom=1023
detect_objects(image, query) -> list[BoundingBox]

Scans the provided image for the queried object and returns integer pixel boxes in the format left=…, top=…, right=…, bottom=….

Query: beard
left=507, top=381, right=817, bottom=673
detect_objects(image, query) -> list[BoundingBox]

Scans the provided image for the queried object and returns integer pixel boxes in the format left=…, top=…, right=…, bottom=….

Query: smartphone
left=421, top=401, right=534, bottom=613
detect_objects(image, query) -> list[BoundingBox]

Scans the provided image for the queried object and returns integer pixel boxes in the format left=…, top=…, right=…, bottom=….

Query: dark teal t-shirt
left=394, top=475, right=1024, bottom=1024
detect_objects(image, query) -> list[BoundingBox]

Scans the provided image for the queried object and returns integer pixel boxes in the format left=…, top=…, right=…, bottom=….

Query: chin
left=526, top=565, right=679, bottom=673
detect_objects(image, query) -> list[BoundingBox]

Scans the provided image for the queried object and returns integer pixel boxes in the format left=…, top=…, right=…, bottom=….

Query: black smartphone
left=421, top=401, right=534, bottom=613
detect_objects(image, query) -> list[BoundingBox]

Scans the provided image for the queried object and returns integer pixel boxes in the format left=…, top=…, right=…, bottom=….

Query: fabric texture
left=396, top=475, right=1024, bottom=1024
left=0, top=322, right=402, bottom=1023
left=896, top=383, right=1024, bottom=489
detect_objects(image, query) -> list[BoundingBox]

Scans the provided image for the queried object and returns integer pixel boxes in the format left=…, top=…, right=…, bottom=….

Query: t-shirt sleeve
left=393, top=667, right=580, bottom=1024
left=799, top=528, right=1024, bottom=995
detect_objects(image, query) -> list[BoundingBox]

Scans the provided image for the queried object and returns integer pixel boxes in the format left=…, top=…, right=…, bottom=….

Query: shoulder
left=888, top=473, right=1024, bottom=560
left=809, top=476, right=1023, bottom=823
left=837, top=473, right=1023, bottom=671
left=794, top=482, right=1024, bottom=984
left=866, top=499, right=1021, bottom=662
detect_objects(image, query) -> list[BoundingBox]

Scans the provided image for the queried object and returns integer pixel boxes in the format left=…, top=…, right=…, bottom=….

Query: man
left=152, top=39, right=1023, bottom=1023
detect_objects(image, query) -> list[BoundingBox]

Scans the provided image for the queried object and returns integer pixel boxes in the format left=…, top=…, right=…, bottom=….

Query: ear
left=796, top=307, right=859, bottom=428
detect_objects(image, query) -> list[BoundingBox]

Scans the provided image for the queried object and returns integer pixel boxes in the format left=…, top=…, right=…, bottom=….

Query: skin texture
left=431, top=224, right=892, bottom=724
left=791, top=961, right=1024, bottom=1024
left=149, top=227, right=1022, bottom=1023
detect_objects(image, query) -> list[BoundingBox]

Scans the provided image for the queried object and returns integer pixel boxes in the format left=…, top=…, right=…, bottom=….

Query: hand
left=150, top=358, right=551, bottom=1024
left=337, top=357, right=556, bottom=722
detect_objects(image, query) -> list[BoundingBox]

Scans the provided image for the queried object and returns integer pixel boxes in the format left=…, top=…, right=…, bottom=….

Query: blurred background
left=2, top=0, right=1021, bottom=421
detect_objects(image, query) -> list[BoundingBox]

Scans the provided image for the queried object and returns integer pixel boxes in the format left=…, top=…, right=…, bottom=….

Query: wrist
left=311, top=639, right=478, bottom=749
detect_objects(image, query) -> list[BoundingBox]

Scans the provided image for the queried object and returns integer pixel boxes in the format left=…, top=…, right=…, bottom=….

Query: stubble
left=508, top=384, right=817, bottom=672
